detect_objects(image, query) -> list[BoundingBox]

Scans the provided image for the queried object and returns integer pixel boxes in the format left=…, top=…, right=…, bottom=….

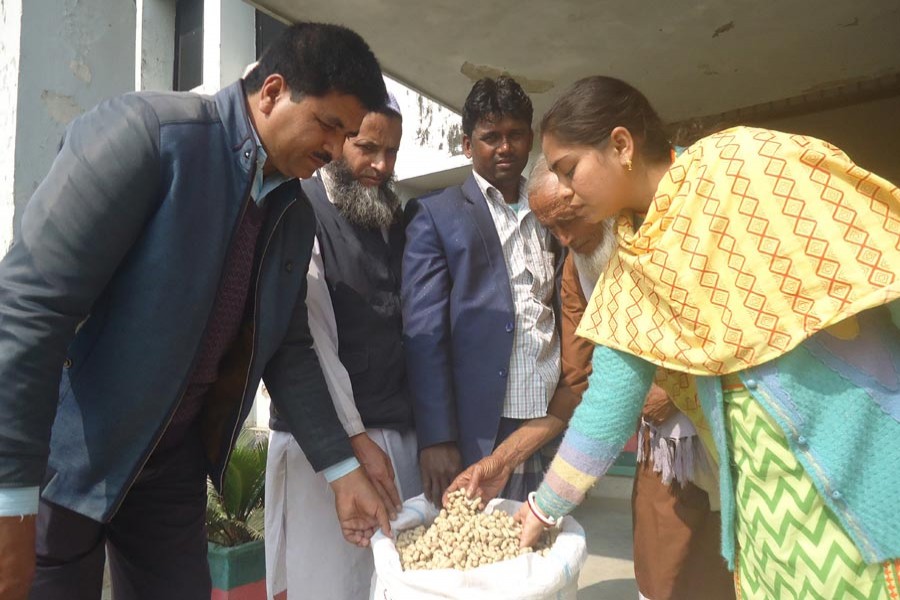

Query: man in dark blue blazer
left=402, top=77, right=562, bottom=506
left=0, top=23, right=393, bottom=599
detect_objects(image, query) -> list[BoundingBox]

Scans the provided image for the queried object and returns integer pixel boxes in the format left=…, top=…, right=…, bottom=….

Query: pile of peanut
left=396, top=489, right=551, bottom=571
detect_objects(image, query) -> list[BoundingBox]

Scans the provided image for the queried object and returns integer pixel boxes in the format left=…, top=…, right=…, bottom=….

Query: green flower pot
left=208, top=539, right=266, bottom=600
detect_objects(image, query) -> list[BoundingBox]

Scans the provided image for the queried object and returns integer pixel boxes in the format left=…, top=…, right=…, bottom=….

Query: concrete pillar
left=201, top=0, right=255, bottom=93
left=219, top=0, right=256, bottom=86
left=0, top=0, right=23, bottom=254
left=136, top=0, right=176, bottom=92
left=8, top=0, right=135, bottom=243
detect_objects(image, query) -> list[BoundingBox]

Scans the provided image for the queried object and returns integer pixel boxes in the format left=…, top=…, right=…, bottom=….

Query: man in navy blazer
left=0, top=23, right=393, bottom=599
left=402, top=77, right=562, bottom=506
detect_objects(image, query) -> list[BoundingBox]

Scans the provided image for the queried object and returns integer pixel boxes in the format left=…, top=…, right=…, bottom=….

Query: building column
left=0, top=0, right=23, bottom=254
left=202, top=0, right=255, bottom=93
left=4, top=0, right=135, bottom=247
left=136, top=0, right=176, bottom=92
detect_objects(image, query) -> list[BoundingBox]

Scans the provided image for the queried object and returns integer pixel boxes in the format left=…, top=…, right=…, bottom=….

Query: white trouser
left=265, top=428, right=421, bottom=600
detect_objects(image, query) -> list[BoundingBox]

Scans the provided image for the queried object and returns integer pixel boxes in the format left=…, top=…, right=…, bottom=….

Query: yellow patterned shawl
left=652, top=367, right=717, bottom=461
left=577, top=126, right=900, bottom=376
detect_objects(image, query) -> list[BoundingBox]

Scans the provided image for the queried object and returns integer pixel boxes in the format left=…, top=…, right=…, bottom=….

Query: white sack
left=370, top=494, right=587, bottom=600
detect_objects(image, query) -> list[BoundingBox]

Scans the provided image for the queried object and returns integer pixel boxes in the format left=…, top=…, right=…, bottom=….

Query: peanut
left=395, top=490, right=556, bottom=571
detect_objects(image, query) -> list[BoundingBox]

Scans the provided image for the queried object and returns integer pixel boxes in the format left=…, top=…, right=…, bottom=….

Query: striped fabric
left=535, top=344, right=654, bottom=519
left=726, top=384, right=898, bottom=599
left=538, top=428, right=620, bottom=517
left=472, top=171, right=560, bottom=419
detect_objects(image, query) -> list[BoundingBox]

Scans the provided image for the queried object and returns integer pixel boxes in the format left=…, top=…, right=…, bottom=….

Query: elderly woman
left=518, top=76, right=900, bottom=598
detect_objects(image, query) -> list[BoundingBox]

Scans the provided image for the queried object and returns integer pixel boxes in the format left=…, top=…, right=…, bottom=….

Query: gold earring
left=625, top=159, right=633, bottom=172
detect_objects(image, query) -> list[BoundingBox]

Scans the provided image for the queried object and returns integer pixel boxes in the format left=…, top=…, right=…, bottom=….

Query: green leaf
left=206, top=428, right=268, bottom=546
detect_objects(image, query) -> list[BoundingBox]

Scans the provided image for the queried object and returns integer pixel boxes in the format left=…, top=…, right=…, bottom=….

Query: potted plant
left=207, top=429, right=268, bottom=600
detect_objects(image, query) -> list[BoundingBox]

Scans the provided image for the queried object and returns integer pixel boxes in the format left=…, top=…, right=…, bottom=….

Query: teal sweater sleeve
left=535, top=345, right=655, bottom=519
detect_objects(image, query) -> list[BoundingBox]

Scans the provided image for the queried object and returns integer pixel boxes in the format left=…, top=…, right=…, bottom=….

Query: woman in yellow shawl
left=517, top=76, right=900, bottom=598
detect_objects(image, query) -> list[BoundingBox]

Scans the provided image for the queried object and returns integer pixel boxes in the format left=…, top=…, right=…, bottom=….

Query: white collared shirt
left=472, top=170, right=560, bottom=419
left=248, top=122, right=288, bottom=205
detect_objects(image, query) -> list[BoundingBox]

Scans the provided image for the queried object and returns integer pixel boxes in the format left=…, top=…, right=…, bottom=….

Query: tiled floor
left=573, top=492, right=637, bottom=599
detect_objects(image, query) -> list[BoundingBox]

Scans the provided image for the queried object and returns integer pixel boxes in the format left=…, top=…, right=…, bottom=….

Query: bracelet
left=527, top=491, right=560, bottom=527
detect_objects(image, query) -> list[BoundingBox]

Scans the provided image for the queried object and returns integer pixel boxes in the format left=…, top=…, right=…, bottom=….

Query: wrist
left=544, top=414, right=567, bottom=437
left=327, top=465, right=364, bottom=493
left=494, top=427, right=545, bottom=467
left=527, top=491, right=560, bottom=527
left=349, top=432, right=369, bottom=449
left=489, top=445, right=517, bottom=475
left=422, top=440, right=457, bottom=455
left=323, top=457, right=361, bottom=483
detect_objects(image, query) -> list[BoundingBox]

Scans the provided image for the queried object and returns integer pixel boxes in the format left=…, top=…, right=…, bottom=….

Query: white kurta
left=264, top=175, right=421, bottom=600
left=265, top=427, right=420, bottom=600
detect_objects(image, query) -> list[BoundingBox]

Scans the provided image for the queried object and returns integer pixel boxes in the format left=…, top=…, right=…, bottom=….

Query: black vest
left=301, top=177, right=412, bottom=431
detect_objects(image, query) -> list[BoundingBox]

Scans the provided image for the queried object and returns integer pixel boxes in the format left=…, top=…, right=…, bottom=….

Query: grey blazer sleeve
left=0, top=94, right=162, bottom=487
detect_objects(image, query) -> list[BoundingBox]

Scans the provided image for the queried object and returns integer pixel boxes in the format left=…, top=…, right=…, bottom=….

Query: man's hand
left=329, top=468, right=392, bottom=548
left=441, top=415, right=567, bottom=506
left=350, top=433, right=401, bottom=520
left=443, top=453, right=513, bottom=506
left=641, top=383, right=676, bottom=425
left=418, top=442, right=461, bottom=508
left=0, top=515, right=36, bottom=600
left=513, top=502, right=546, bottom=549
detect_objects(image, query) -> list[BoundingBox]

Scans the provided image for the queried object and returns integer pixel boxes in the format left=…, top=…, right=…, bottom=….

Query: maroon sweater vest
left=157, top=200, right=266, bottom=451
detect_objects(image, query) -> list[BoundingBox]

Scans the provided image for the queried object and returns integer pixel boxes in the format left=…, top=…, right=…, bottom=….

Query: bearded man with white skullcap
left=264, top=92, right=421, bottom=600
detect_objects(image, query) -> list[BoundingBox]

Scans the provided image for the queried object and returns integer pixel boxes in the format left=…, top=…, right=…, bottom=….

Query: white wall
left=0, top=0, right=23, bottom=253
left=12, top=0, right=135, bottom=236
left=387, top=76, right=466, bottom=183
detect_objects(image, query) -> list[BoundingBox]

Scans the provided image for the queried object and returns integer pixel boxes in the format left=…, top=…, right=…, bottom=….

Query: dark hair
left=244, top=22, right=386, bottom=111
left=541, top=76, right=671, bottom=164
left=461, top=76, right=533, bottom=137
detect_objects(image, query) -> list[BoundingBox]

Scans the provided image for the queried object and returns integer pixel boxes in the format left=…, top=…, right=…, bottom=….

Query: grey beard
left=322, top=161, right=400, bottom=230
left=572, top=218, right=616, bottom=284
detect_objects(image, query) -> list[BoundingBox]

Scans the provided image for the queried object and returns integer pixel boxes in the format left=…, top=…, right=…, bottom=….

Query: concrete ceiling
left=249, top=0, right=900, bottom=123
